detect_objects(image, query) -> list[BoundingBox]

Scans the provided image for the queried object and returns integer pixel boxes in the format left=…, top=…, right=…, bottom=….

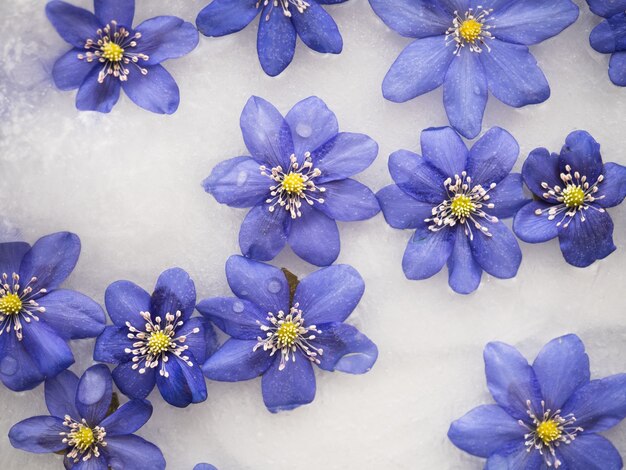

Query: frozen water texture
left=1, top=0, right=626, bottom=468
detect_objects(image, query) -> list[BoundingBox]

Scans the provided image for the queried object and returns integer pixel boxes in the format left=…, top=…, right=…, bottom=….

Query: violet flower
left=588, top=0, right=626, bottom=85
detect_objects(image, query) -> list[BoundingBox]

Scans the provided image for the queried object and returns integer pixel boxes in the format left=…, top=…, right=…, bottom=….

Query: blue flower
left=203, top=96, right=380, bottom=267
left=368, top=0, right=579, bottom=138
left=198, top=255, right=378, bottom=413
left=194, top=465, right=218, bottom=470
left=196, top=0, right=345, bottom=76
left=9, top=365, right=166, bottom=469
left=449, top=334, right=626, bottom=469
left=46, top=0, right=199, bottom=114
left=0, top=232, right=105, bottom=392
left=94, top=268, right=217, bottom=408
left=588, top=0, right=626, bottom=85
left=378, top=127, right=528, bottom=294
left=514, top=131, right=626, bottom=268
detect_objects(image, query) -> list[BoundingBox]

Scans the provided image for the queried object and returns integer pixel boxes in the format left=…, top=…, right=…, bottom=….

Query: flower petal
left=377, top=185, right=432, bottom=230
left=485, top=441, right=543, bottom=469
left=257, top=4, right=297, bottom=76
left=176, top=317, right=217, bottom=365
left=99, top=399, right=152, bottom=436
left=598, top=162, right=626, bottom=208
left=76, top=364, right=112, bottom=426
left=513, top=201, right=559, bottom=243
left=315, top=179, right=380, bottom=222
left=239, top=204, right=289, bottom=261
left=156, top=356, right=207, bottom=407
left=285, top=96, right=338, bottom=158
left=558, top=209, right=616, bottom=267
left=368, top=0, right=450, bottom=38
left=589, top=15, right=626, bottom=54
left=202, top=339, right=273, bottom=381
left=469, top=220, right=522, bottom=279
left=22, top=320, right=74, bottom=378
left=76, top=67, right=122, bottom=113
left=488, top=174, right=528, bottom=219
left=261, top=355, right=316, bottom=413
left=586, top=0, right=626, bottom=17
left=447, top=228, right=482, bottom=294
left=45, top=370, right=79, bottom=419
left=94, top=0, right=134, bottom=27
left=467, top=127, right=520, bottom=186
left=388, top=150, right=447, bottom=204
left=196, top=0, right=259, bottom=37
left=403, top=225, right=455, bottom=280
left=8, top=416, right=66, bottom=453
left=38, top=289, right=105, bottom=340
left=94, top=326, right=132, bottom=364
left=45, top=1, right=102, bottom=48
left=134, top=16, right=199, bottom=66
left=149, top=267, right=196, bottom=322
left=203, top=156, right=270, bottom=208
left=121, top=64, right=180, bottom=115
left=315, top=322, right=377, bottom=374
left=0, top=332, right=45, bottom=391
left=196, top=297, right=267, bottom=340
left=420, top=127, right=468, bottom=177
left=293, top=264, right=364, bottom=325
left=291, top=1, right=342, bottom=54
left=52, top=48, right=96, bottom=91
left=559, top=131, right=604, bottom=183
left=111, top=360, right=156, bottom=400
left=105, top=280, right=151, bottom=329
left=557, top=434, right=623, bottom=470
left=288, top=204, right=340, bottom=266
left=521, top=147, right=561, bottom=199
left=105, top=435, right=166, bottom=470
left=313, top=133, right=378, bottom=183
left=609, top=51, right=626, bottom=86
left=0, top=241, right=30, bottom=279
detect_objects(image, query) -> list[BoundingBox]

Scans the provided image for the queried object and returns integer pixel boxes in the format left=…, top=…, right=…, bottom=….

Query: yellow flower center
left=276, top=321, right=298, bottom=348
left=281, top=173, right=305, bottom=195
left=0, top=293, right=22, bottom=316
left=562, top=185, right=585, bottom=208
left=101, top=41, right=124, bottom=62
left=536, top=420, right=561, bottom=445
left=459, top=18, right=482, bottom=43
left=450, top=194, right=475, bottom=218
left=74, top=425, right=95, bottom=451
left=147, top=330, right=171, bottom=355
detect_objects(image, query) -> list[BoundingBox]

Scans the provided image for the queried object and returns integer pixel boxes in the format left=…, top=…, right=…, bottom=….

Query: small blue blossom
left=94, top=268, right=217, bottom=408
left=46, top=0, right=199, bottom=113
left=9, top=365, right=166, bottom=469
left=203, top=96, right=380, bottom=267
left=198, top=255, right=378, bottom=413
left=514, top=131, right=626, bottom=268
left=368, top=0, right=579, bottom=138
left=449, top=334, right=626, bottom=469
left=377, top=126, right=529, bottom=295
left=196, top=0, right=345, bottom=76
left=194, top=464, right=218, bottom=470
left=588, top=0, right=626, bottom=85
left=0, top=232, right=105, bottom=392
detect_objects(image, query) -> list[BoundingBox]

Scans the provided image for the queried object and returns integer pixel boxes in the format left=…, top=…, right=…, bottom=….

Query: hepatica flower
left=196, top=0, right=345, bottom=76
left=198, top=255, right=378, bottom=413
left=0, top=232, right=105, bottom=392
left=94, top=268, right=217, bottom=408
left=368, top=0, right=579, bottom=138
left=203, top=96, right=380, bottom=267
left=588, top=0, right=626, bottom=85
left=9, top=365, right=166, bottom=469
left=449, top=334, right=626, bottom=469
left=46, top=0, right=199, bottom=113
left=377, top=127, right=528, bottom=294
left=514, top=131, right=626, bottom=267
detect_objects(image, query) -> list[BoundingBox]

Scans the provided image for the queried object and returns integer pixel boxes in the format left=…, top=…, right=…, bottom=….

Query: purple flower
left=368, top=0, right=579, bottom=138
left=9, top=365, right=166, bottom=470
left=588, top=0, right=626, bottom=85
left=196, top=0, right=345, bottom=76
left=46, top=0, right=199, bottom=114
left=203, top=96, right=380, bottom=267
left=198, top=255, right=378, bottom=413
left=377, top=127, right=529, bottom=294
left=0, top=232, right=105, bottom=392
left=514, top=131, right=626, bottom=268
left=449, top=334, right=626, bottom=469
left=94, top=268, right=217, bottom=408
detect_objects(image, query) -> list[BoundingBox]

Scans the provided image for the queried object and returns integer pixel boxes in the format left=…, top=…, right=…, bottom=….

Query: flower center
left=562, top=185, right=586, bottom=208
left=446, top=8, right=493, bottom=54
left=254, top=304, right=323, bottom=371
left=536, top=419, right=561, bottom=445
left=0, top=293, right=22, bottom=316
left=261, top=152, right=325, bottom=219
left=450, top=194, right=475, bottom=218
left=258, top=0, right=310, bottom=19
left=459, top=19, right=482, bottom=43
left=147, top=330, right=172, bottom=355
left=101, top=41, right=124, bottom=62
left=74, top=426, right=95, bottom=450
left=62, top=416, right=106, bottom=463
left=0, top=272, right=46, bottom=341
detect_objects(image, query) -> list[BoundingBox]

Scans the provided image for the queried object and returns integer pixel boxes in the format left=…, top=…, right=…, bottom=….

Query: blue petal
left=76, top=364, right=112, bottom=426
left=315, top=179, right=380, bottom=222
left=99, top=399, right=152, bottom=436
left=194, top=465, right=218, bottom=470
left=38, top=289, right=105, bottom=340
left=225, top=255, right=290, bottom=315
left=293, top=264, right=364, bottom=324
left=134, top=16, right=199, bottom=66
left=589, top=15, right=626, bottom=54
left=368, top=0, right=450, bottom=38
left=104, top=280, right=151, bottom=329
left=313, top=133, right=378, bottom=183
left=291, top=1, right=342, bottom=53
left=513, top=201, right=559, bottom=243
left=45, top=369, right=79, bottom=419
left=176, top=317, right=217, bottom=365
left=402, top=226, right=454, bottom=280
left=203, top=156, right=270, bottom=208
left=45, top=1, right=101, bottom=48
left=388, top=150, right=447, bottom=204
left=479, top=39, right=550, bottom=108
left=491, top=0, right=579, bottom=45
left=284, top=96, right=338, bottom=158
left=94, top=0, right=134, bottom=27
left=104, top=435, right=166, bottom=470
left=0, top=331, right=45, bottom=391
left=288, top=204, right=340, bottom=266
left=196, top=297, right=267, bottom=340
left=559, top=130, right=604, bottom=182
left=420, top=127, right=468, bottom=177
left=202, top=339, right=273, bottom=381
left=239, top=204, right=289, bottom=261
left=196, top=0, right=259, bottom=37
left=609, top=51, right=626, bottom=86
left=521, top=147, right=561, bottom=199
left=22, top=320, right=74, bottom=378
left=438, top=0, right=469, bottom=14
left=52, top=48, right=96, bottom=91
left=467, top=127, right=520, bottom=186
left=377, top=185, right=433, bottom=230
left=558, top=209, right=616, bottom=267
left=586, top=0, right=626, bottom=17
left=261, top=355, right=316, bottom=413
left=443, top=50, right=488, bottom=139
left=558, top=434, right=623, bottom=470
left=73, top=455, right=108, bottom=470
left=447, top=228, right=482, bottom=295
left=150, top=267, right=196, bottom=323
left=76, top=66, right=121, bottom=113
left=8, top=416, right=66, bottom=453
left=469, top=220, right=522, bottom=279
left=562, top=374, right=626, bottom=433
left=315, top=322, right=377, bottom=374
left=598, top=162, right=626, bottom=208
left=156, top=356, right=207, bottom=407
left=112, top=360, right=156, bottom=400
left=121, top=64, right=180, bottom=114
left=239, top=96, right=294, bottom=168
left=483, top=341, right=543, bottom=420
left=532, top=334, right=590, bottom=411
left=382, top=36, right=454, bottom=102
left=448, top=405, right=524, bottom=458
left=487, top=174, right=529, bottom=219
left=0, top=241, right=30, bottom=279
left=19, top=232, right=80, bottom=292
left=257, top=5, right=297, bottom=76
left=485, top=441, right=543, bottom=469
left=94, top=326, right=133, bottom=364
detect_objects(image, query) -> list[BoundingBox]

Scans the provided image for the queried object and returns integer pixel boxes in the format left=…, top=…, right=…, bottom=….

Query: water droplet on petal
left=267, top=278, right=282, bottom=294
left=237, top=170, right=248, bottom=187
left=232, top=301, right=244, bottom=314
left=296, top=123, right=313, bottom=138
left=0, top=356, right=17, bottom=376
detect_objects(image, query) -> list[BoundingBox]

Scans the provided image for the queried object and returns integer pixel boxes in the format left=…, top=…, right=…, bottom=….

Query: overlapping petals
left=588, top=0, right=626, bottom=86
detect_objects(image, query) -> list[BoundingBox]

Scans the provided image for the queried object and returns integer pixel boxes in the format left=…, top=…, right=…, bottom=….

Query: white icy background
left=1, top=0, right=626, bottom=468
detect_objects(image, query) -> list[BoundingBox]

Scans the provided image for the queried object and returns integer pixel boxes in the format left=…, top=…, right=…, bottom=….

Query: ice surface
left=1, top=0, right=626, bottom=468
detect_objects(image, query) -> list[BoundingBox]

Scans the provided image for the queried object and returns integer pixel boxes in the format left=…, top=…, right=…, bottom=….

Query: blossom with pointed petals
left=514, top=131, right=626, bottom=268
left=9, top=365, right=166, bottom=469
left=377, top=126, right=529, bottom=295
left=0, top=232, right=105, bottom=392
left=588, top=0, right=626, bottom=85
left=46, top=0, right=199, bottom=114
left=203, top=96, right=380, bottom=267
left=94, top=268, right=217, bottom=408
left=449, top=334, right=626, bottom=469
left=198, top=255, right=378, bottom=413
left=368, top=0, right=579, bottom=138
left=196, top=0, right=346, bottom=76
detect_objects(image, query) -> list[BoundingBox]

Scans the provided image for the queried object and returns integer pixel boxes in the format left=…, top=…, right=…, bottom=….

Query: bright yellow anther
left=101, top=41, right=124, bottom=62
left=281, top=173, right=305, bottom=195
left=536, top=420, right=561, bottom=445
left=74, top=426, right=95, bottom=451
left=0, top=293, right=22, bottom=316
left=147, top=330, right=171, bottom=355
left=451, top=194, right=475, bottom=218
left=563, top=185, right=585, bottom=208
left=459, top=18, right=482, bottom=43
left=276, top=321, right=298, bottom=348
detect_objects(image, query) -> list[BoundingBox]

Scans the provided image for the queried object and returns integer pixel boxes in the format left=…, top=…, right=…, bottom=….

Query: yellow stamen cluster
left=459, top=18, right=482, bottom=43
left=562, top=185, right=586, bottom=208
left=73, top=425, right=96, bottom=451
left=536, top=420, right=562, bottom=445
left=276, top=321, right=298, bottom=348
left=281, top=172, right=306, bottom=195
left=101, top=41, right=124, bottom=62
left=0, top=293, right=22, bottom=316
left=451, top=194, right=475, bottom=218
left=147, top=330, right=172, bottom=355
